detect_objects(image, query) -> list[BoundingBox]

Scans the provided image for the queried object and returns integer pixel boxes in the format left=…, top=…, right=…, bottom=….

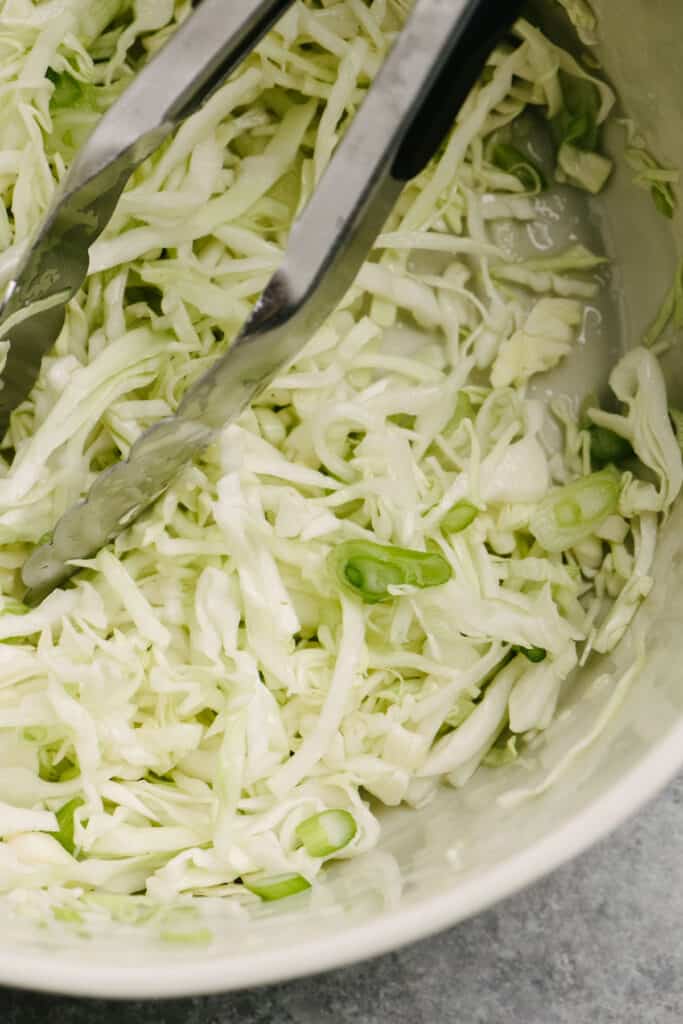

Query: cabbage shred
left=0, top=0, right=678, bottom=917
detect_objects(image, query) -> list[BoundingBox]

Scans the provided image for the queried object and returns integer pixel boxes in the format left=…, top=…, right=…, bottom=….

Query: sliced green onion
left=441, top=500, right=478, bottom=535
left=242, top=872, right=311, bottom=902
left=54, top=797, right=85, bottom=856
left=295, top=809, right=357, bottom=857
left=331, top=540, right=452, bottom=604
left=490, top=142, right=547, bottom=193
left=517, top=645, right=547, bottom=663
left=550, top=72, right=601, bottom=152
left=530, top=468, right=620, bottom=553
left=589, top=425, right=634, bottom=467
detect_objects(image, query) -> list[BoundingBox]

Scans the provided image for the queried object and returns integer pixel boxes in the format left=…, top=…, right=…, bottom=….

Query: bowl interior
left=2, top=0, right=683, bottom=998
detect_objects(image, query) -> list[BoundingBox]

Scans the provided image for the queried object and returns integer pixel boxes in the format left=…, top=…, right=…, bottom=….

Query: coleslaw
left=0, top=0, right=678, bottom=921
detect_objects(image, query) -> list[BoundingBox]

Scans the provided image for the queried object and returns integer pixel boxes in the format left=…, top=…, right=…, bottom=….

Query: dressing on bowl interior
left=2, top=0, right=682, bottom=999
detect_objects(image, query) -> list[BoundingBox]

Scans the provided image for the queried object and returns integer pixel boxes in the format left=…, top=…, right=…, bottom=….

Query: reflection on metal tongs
left=0, top=0, right=522, bottom=599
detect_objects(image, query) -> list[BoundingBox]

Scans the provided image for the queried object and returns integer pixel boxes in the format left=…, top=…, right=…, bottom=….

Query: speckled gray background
left=1, top=774, right=681, bottom=1023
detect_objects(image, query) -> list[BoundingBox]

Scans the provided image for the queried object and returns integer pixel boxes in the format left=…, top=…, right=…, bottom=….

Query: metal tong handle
left=24, top=0, right=521, bottom=599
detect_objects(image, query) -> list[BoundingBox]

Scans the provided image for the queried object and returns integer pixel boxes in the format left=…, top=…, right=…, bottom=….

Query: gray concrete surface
left=1, top=774, right=681, bottom=1023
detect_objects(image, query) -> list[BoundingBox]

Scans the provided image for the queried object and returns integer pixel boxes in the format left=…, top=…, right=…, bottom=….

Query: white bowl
left=2, top=0, right=683, bottom=998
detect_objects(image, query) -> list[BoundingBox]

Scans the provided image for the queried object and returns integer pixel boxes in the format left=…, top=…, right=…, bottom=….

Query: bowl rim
left=1, top=713, right=682, bottom=1000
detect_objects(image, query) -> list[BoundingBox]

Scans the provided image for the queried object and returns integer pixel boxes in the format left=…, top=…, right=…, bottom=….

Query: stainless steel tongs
left=1, top=0, right=521, bottom=599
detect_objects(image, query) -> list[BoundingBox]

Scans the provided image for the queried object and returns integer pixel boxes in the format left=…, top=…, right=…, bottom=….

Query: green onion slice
left=550, top=73, right=601, bottom=152
left=331, top=540, right=452, bottom=604
left=441, top=500, right=478, bottom=535
left=242, top=872, right=311, bottom=902
left=490, top=142, right=547, bottom=194
left=530, top=468, right=620, bottom=553
left=517, top=645, right=547, bottom=663
left=295, top=809, right=357, bottom=857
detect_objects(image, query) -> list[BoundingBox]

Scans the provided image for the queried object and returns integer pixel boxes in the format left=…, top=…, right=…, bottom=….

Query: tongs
left=2, top=0, right=522, bottom=600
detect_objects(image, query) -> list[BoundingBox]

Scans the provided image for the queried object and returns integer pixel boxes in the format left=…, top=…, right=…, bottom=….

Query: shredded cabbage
left=555, top=0, right=599, bottom=46
left=621, top=119, right=679, bottom=221
left=0, top=0, right=676, bottom=927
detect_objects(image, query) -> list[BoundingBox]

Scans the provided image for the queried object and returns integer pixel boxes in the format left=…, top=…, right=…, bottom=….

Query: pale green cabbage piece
left=555, top=0, right=599, bottom=45
left=643, top=259, right=683, bottom=352
left=555, top=142, right=612, bottom=194
left=621, top=119, right=678, bottom=221
left=491, top=298, right=582, bottom=387
left=589, top=347, right=683, bottom=513
left=0, top=0, right=673, bottom=922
